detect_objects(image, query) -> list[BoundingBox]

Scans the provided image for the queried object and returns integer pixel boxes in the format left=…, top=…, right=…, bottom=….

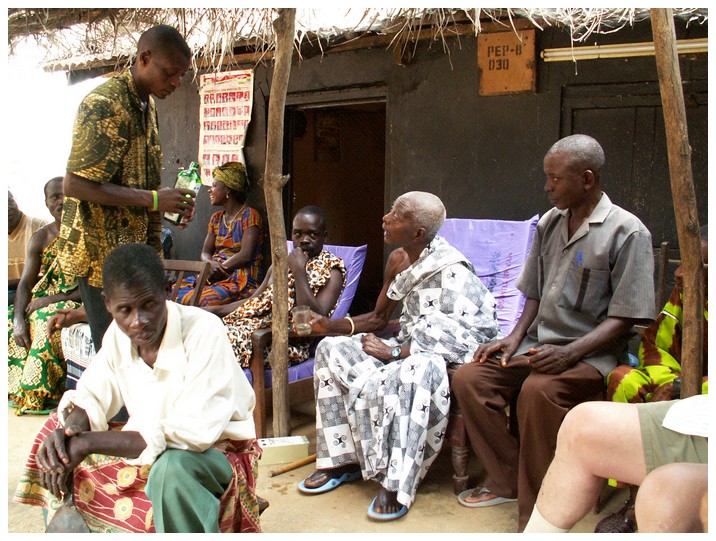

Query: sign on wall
left=198, top=69, right=254, bottom=183
left=477, top=29, right=536, bottom=96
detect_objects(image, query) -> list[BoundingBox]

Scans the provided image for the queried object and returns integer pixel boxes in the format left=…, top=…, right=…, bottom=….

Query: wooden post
left=650, top=8, right=703, bottom=398
left=263, top=8, right=296, bottom=436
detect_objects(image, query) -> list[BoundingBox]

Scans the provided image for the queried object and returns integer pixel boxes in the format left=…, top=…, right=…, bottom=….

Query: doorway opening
left=285, top=101, right=386, bottom=313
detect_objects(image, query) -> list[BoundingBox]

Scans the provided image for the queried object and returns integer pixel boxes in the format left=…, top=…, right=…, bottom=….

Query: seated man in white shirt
left=13, top=243, right=260, bottom=533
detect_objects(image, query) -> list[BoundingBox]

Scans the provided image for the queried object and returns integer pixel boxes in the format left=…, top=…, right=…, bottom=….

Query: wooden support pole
left=650, top=8, right=703, bottom=398
left=263, top=8, right=296, bottom=436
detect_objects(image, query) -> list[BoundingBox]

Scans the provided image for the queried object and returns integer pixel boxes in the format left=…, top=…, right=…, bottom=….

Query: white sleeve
left=662, top=394, right=709, bottom=437
left=57, top=344, right=125, bottom=431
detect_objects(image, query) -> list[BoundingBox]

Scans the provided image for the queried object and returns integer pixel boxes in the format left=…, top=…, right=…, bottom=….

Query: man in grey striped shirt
left=452, top=134, right=655, bottom=531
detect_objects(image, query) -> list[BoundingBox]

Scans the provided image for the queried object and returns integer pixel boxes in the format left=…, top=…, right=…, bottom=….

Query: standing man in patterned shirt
left=57, top=25, right=197, bottom=350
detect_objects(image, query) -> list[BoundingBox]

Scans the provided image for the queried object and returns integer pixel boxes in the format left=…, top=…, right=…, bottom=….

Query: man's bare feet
left=371, top=488, right=403, bottom=515
left=302, top=463, right=361, bottom=489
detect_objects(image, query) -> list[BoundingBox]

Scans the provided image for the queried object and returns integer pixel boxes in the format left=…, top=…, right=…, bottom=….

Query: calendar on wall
left=198, top=69, right=254, bottom=183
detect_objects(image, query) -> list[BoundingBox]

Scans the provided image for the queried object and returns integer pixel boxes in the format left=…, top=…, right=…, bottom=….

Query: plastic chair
left=244, top=243, right=368, bottom=438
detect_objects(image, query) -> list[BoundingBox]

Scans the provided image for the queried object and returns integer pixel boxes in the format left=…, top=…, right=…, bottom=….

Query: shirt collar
left=116, top=301, right=187, bottom=373
left=555, top=191, right=611, bottom=221
left=153, top=301, right=188, bottom=372
left=119, top=69, right=151, bottom=115
left=586, top=192, right=612, bottom=224
left=556, top=192, right=612, bottom=246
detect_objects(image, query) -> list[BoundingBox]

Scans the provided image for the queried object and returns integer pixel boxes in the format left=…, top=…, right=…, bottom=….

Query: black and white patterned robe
left=313, top=236, right=501, bottom=508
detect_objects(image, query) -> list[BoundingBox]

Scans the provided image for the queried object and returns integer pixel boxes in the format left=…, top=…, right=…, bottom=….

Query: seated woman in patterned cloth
left=205, top=206, right=345, bottom=369
left=176, top=161, right=264, bottom=306
left=8, top=176, right=81, bottom=415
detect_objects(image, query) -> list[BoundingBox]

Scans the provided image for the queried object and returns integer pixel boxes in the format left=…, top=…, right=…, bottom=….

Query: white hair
left=396, top=191, right=446, bottom=239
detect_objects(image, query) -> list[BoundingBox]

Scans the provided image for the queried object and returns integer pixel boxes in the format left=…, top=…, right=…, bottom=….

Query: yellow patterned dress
left=8, top=237, right=80, bottom=414
left=177, top=207, right=264, bottom=306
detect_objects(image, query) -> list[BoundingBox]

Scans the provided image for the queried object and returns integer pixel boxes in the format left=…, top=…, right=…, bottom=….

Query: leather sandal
left=594, top=499, right=637, bottom=533
left=257, top=495, right=270, bottom=515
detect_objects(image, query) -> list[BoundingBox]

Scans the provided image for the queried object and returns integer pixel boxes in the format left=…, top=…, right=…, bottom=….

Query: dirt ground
left=7, top=407, right=46, bottom=533
left=6, top=402, right=623, bottom=533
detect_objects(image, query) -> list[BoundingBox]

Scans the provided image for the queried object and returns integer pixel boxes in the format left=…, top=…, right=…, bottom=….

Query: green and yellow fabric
left=8, top=238, right=81, bottom=414
left=607, top=284, right=708, bottom=403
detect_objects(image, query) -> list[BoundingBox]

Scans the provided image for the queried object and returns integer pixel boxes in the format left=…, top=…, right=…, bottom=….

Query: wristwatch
left=391, top=346, right=401, bottom=360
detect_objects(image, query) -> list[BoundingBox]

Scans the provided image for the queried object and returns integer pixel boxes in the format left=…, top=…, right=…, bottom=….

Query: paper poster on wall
left=198, top=69, right=254, bottom=184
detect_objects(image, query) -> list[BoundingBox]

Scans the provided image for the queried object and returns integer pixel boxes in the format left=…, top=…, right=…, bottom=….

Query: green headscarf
left=212, top=161, right=248, bottom=193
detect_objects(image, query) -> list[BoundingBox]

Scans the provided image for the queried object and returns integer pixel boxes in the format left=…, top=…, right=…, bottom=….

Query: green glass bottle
left=164, top=161, right=201, bottom=225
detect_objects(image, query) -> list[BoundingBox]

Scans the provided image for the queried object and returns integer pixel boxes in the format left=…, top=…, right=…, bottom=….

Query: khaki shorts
left=637, top=399, right=708, bottom=473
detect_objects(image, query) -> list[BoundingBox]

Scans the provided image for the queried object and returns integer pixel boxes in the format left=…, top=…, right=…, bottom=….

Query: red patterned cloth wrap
left=13, top=413, right=262, bottom=533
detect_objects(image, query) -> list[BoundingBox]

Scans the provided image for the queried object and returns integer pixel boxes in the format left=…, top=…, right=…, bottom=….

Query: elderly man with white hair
left=297, top=191, right=501, bottom=521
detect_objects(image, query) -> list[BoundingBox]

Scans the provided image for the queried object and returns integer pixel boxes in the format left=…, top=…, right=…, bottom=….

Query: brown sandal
left=594, top=500, right=637, bottom=533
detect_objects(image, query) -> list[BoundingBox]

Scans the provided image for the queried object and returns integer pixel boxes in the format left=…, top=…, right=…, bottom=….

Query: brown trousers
left=451, top=355, right=604, bottom=531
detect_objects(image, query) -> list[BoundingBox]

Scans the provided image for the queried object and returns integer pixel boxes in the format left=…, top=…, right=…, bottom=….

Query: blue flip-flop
left=367, top=496, right=408, bottom=521
left=297, top=470, right=362, bottom=494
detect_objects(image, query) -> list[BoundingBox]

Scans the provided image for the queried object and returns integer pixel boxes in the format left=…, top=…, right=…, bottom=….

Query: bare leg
left=635, top=463, right=708, bottom=533
left=531, top=401, right=647, bottom=530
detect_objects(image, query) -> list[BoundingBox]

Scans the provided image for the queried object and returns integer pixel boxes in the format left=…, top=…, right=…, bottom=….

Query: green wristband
left=151, top=190, right=158, bottom=211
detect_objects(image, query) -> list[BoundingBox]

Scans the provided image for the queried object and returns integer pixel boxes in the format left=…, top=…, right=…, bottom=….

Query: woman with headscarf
left=177, top=162, right=264, bottom=306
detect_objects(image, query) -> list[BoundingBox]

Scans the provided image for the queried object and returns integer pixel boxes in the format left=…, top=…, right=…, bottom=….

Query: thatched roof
left=8, top=7, right=708, bottom=73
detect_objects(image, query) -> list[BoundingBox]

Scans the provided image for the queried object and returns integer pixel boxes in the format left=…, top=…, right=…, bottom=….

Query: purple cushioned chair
left=438, top=215, right=539, bottom=494
left=438, top=216, right=539, bottom=336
